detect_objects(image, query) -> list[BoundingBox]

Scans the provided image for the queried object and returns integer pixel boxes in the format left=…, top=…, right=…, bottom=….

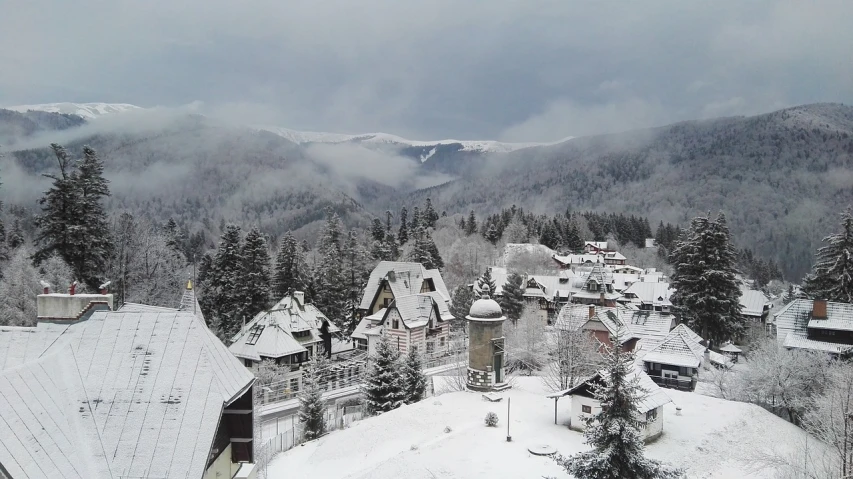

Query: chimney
left=599, top=292, right=606, bottom=306
left=703, top=348, right=711, bottom=370
left=43, top=286, right=50, bottom=294
left=812, top=299, right=827, bottom=319
left=293, top=291, right=305, bottom=306
left=69, top=281, right=77, bottom=295
left=588, top=305, right=595, bottom=319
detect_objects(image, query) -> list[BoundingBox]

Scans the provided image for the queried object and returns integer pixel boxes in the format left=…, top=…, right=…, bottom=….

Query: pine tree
left=298, top=354, right=329, bottom=441
left=486, top=223, right=499, bottom=246
left=370, top=218, right=385, bottom=242
left=33, top=144, right=78, bottom=272
left=407, top=226, right=443, bottom=270
left=364, top=335, right=404, bottom=415
left=500, top=272, right=525, bottom=322
left=7, top=219, right=24, bottom=250
left=314, top=211, right=349, bottom=328
left=239, top=228, right=272, bottom=321
left=411, top=206, right=422, bottom=232
left=450, top=285, right=474, bottom=322
left=477, top=267, right=497, bottom=297
left=273, top=232, right=306, bottom=299
left=401, top=347, right=427, bottom=404
left=802, top=207, right=853, bottom=302
left=385, top=210, right=393, bottom=234
left=71, top=146, right=113, bottom=290
left=553, top=331, right=683, bottom=479
left=669, top=213, right=743, bottom=345
left=465, top=210, right=478, bottom=236
left=398, top=207, right=409, bottom=245
left=201, top=225, right=245, bottom=339
left=0, top=247, right=41, bottom=326
left=0, top=216, right=8, bottom=263
left=423, top=198, right=439, bottom=229
left=342, top=230, right=370, bottom=332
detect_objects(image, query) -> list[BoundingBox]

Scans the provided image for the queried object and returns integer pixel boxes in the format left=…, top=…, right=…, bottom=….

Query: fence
left=257, top=405, right=365, bottom=476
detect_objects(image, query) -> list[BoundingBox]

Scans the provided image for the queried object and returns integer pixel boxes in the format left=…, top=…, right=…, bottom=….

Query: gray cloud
left=1, top=1, right=851, bottom=140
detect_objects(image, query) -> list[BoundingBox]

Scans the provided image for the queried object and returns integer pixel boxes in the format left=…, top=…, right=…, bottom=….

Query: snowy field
left=267, top=377, right=813, bottom=479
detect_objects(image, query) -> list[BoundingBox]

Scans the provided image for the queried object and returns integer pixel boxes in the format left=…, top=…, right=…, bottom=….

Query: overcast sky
left=2, top=1, right=851, bottom=141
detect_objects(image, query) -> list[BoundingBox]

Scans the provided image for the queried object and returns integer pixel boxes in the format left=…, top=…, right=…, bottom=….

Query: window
left=392, top=318, right=399, bottom=329
left=582, top=405, right=592, bottom=414
left=439, top=337, right=445, bottom=348
left=245, top=325, right=265, bottom=345
left=383, top=297, right=392, bottom=307
left=243, top=358, right=253, bottom=367
left=646, top=408, right=657, bottom=421
left=289, top=378, right=300, bottom=393
left=427, top=342, right=435, bottom=354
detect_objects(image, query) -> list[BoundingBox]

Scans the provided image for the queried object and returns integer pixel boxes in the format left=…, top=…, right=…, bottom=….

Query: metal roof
left=358, top=261, right=450, bottom=310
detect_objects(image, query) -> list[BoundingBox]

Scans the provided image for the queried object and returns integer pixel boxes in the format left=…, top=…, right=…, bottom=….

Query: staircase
left=492, top=382, right=511, bottom=391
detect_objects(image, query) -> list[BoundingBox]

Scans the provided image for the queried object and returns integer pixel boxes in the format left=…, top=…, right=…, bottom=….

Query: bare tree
left=542, top=324, right=603, bottom=392
left=801, top=362, right=853, bottom=477
left=504, top=305, right=548, bottom=374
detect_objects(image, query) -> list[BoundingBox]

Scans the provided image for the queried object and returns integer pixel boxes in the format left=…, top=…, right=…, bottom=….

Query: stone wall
left=466, top=368, right=494, bottom=391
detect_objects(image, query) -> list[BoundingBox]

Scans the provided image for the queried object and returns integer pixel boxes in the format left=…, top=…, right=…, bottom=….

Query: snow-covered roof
left=230, top=292, right=338, bottom=360
left=547, top=367, right=671, bottom=414
left=552, top=253, right=605, bottom=266
left=739, top=287, right=771, bottom=318
left=585, top=241, right=608, bottom=250
left=352, top=316, right=382, bottom=340
left=385, top=292, right=453, bottom=328
left=612, top=273, right=641, bottom=291
left=622, top=281, right=673, bottom=306
left=642, top=328, right=702, bottom=368
left=475, top=267, right=575, bottom=301
left=358, top=261, right=450, bottom=310
left=719, top=343, right=742, bottom=353
left=467, top=297, right=504, bottom=321
left=0, top=308, right=254, bottom=479
left=775, top=299, right=853, bottom=352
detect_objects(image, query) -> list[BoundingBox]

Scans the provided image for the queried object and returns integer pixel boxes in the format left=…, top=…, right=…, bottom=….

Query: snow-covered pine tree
left=486, top=223, right=499, bottom=246
left=314, top=211, right=349, bottom=329
left=370, top=218, right=385, bottom=242
left=553, top=331, right=682, bottom=479
left=402, top=347, right=427, bottom=404
left=298, top=353, right=329, bottom=441
left=364, top=334, right=404, bottom=415
left=201, top=224, right=245, bottom=340
left=476, top=267, right=497, bottom=297
left=802, top=207, right=853, bottom=303
left=398, top=207, right=409, bottom=245
left=163, top=217, right=185, bottom=258
left=342, top=230, right=371, bottom=333
left=239, top=227, right=272, bottom=321
left=499, top=272, right=525, bottom=322
left=410, top=206, right=422, bottom=232
left=669, top=213, right=743, bottom=346
left=71, top=146, right=114, bottom=290
left=449, top=285, right=474, bottom=322
left=0, top=215, right=8, bottom=263
left=273, top=232, right=306, bottom=299
left=7, top=219, right=24, bottom=250
left=33, top=144, right=78, bottom=271
left=383, top=232, right=400, bottom=261
left=385, top=210, right=393, bottom=234
left=407, top=226, right=443, bottom=270
left=423, top=198, right=439, bottom=228
left=0, top=247, right=41, bottom=326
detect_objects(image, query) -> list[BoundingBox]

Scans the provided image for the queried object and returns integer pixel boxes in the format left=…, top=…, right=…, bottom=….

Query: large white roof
left=775, top=299, right=853, bottom=351
left=0, top=309, right=254, bottom=479
left=739, top=287, right=771, bottom=318
left=358, top=261, right=450, bottom=310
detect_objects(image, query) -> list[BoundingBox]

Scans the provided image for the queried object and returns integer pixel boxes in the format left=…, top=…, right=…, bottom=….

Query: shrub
left=485, top=411, right=499, bottom=427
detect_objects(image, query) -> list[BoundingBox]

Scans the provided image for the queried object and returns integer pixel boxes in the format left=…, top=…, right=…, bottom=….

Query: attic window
left=245, top=325, right=265, bottom=345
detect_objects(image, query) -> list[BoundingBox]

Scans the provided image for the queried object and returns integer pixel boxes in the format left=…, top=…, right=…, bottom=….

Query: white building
left=547, top=367, right=671, bottom=441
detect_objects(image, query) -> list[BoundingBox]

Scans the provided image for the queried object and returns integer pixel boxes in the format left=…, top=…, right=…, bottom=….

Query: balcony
left=647, top=374, right=696, bottom=391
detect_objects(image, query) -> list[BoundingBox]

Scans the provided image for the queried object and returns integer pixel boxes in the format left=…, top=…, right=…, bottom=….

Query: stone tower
left=466, top=292, right=508, bottom=391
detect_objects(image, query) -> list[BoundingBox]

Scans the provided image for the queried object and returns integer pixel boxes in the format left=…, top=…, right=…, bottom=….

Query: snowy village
left=3, top=4, right=853, bottom=479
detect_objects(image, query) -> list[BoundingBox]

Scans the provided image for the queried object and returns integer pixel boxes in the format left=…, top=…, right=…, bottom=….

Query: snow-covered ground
left=4, top=102, right=141, bottom=119
left=267, top=377, right=813, bottom=479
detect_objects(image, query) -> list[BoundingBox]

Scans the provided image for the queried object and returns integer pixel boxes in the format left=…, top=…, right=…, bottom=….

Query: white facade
left=569, top=395, right=664, bottom=441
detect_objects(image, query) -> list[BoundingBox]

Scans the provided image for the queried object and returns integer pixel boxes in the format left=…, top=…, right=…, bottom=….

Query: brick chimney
left=812, top=299, right=828, bottom=319
left=588, top=305, right=595, bottom=319
left=69, top=281, right=77, bottom=295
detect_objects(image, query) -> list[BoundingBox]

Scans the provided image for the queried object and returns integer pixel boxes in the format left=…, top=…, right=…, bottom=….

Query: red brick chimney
left=69, top=281, right=77, bottom=295
left=588, top=305, right=595, bottom=319
left=812, top=299, right=827, bottom=319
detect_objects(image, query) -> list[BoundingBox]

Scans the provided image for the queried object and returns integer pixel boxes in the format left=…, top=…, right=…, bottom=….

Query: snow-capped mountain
left=259, top=126, right=570, bottom=158
left=4, top=102, right=142, bottom=119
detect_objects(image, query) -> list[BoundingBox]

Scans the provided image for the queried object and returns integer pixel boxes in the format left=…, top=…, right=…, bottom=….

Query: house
left=569, top=263, right=621, bottom=307
left=552, top=253, right=605, bottom=270
left=357, top=261, right=450, bottom=316
left=639, top=323, right=732, bottom=391
left=612, top=265, right=644, bottom=275
left=774, top=299, right=853, bottom=358
left=370, top=292, right=455, bottom=356
left=472, top=267, right=574, bottom=324
left=554, top=304, right=674, bottom=353
left=0, top=283, right=257, bottom=479
left=546, top=367, right=671, bottom=441
left=584, top=241, right=609, bottom=254
left=620, top=281, right=674, bottom=314
left=740, top=286, right=773, bottom=326
left=645, top=238, right=657, bottom=248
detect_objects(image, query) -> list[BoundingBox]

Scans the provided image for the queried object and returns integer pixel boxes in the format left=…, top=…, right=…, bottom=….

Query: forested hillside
left=2, top=103, right=851, bottom=279
left=403, top=103, right=853, bottom=279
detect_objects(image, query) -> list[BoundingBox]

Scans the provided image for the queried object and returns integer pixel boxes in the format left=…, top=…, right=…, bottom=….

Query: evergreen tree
left=411, top=206, right=422, bottom=232
left=423, top=198, right=439, bottom=229
left=370, top=218, right=385, bottom=242
left=407, top=226, right=443, bottom=270
left=401, top=347, right=427, bottom=404
left=783, top=284, right=797, bottom=304
left=0, top=216, right=8, bottom=263
left=450, top=285, right=474, bottom=322
left=163, top=217, right=185, bottom=257
left=239, top=227, right=272, bottom=321
left=477, top=267, right=497, bottom=296
left=314, top=211, right=349, bottom=328
left=553, top=331, right=682, bottom=479
left=486, top=223, right=499, bottom=246
left=298, top=354, right=329, bottom=441
left=567, top=218, right=584, bottom=251
left=500, top=272, right=525, bottom=322
left=71, top=146, right=113, bottom=290
left=670, top=213, right=743, bottom=345
left=273, top=232, right=306, bottom=299
left=7, top=219, right=24, bottom=250
left=385, top=210, right=393, bottom=233
left=802, top=207, right=853, bottom=302
left=364, top=335, right=404, bottom=415
left=398, top=207, right=409, bottom=245
left=0, top=247, right=40, bottom=326
left=342, top=230, right=370, bottom=332
left=33, top=144, right=78, bottom=273
left=202, top=225, right=245, bottom=339
left=465, top=210, right=478, bottom=236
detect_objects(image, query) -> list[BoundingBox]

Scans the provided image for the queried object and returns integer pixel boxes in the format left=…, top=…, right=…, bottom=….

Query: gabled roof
left=547, top=367, right=671, bottom=414
left=775, top=299, right=853, bottom=353
left=229, top=293, right=338, bottom=360
left=381, top=292, right=452, bottom=329
left=622, top=281, right=673, bottom=305
left=642, top=328, right=702, bottom=368
left=739, top=287, right=771, bottom=318
left=0, top=308, right=254, bottom=479
left=359, top=261, right=450, bottom=310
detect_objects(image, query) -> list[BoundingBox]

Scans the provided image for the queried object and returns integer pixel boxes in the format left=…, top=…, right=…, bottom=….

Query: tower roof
left=467, top=295, right=505, bottom=321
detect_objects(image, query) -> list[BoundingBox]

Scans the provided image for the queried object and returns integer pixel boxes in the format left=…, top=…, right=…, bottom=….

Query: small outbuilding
left=547, top=368, right=671, bottom=441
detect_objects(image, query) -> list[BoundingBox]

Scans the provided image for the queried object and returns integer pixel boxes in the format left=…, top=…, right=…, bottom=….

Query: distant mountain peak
left=3, top=102, right=142, bottom=119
